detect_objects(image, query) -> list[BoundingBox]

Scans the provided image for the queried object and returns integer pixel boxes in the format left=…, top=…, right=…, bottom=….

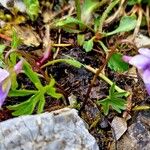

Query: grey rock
left=0, top=0, right=26, bottom=12
left=0, top=108, right=99, bottom=150
left=116, top=111, right=150, bottom=150
left=134, top=33, right=150, bottom=48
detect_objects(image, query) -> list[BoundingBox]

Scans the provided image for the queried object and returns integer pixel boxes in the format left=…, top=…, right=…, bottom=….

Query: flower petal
left=129, top=54, right=150, bottom=70
left=0, top=78, right=11, bottom=108
left=0, top=68, right=10, bottom=83
left=122, top=55, right=132, bottom=63
left=138, top=48, right=150, bottom=58
left=142, top=69, right=150, bottom=95
left=14, top=60, right=23, bottom=74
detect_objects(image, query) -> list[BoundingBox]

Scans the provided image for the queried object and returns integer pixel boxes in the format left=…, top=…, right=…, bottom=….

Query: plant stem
left=79, top=46, right=116, bottom=114
left=98, top=0, right=120, bottom=33
left=84, top=65, right=129, bottom=96
left=132, top=6, right=142, bottom=40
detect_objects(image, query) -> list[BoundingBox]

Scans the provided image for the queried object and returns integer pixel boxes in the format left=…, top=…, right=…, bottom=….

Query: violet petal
left=122, top=56, right=132, bottom=63
left=0, top=79, right=11, bottom=107
left=129, top=54, right=150, bottom=70
left=142, top=69, right=150, bottom=95
left=14, top=60, right=23, bottom=74
left=138, top=48, right=150, bottom=58
left=0, top=68, right=10, bottom=83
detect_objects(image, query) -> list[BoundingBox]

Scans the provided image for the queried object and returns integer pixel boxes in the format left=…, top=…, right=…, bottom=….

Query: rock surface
left=0, top=0, right=26, bottom=12
left=116, top=110, right=150, bottom=150
left=0, top=108, right=99, bottom=150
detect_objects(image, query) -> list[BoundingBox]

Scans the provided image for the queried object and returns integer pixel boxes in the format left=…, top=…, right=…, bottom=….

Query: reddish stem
left=0, top=33, right=12, bottom=41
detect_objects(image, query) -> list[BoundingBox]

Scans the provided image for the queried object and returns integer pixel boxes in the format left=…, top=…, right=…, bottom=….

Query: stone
left=0, top=0, right=26, bottom=12
left=0, top=108, right=99, bottom=150
left=134, top=33, right=150, bottom=48
left=111, top=116, right=127, bottom=140
left=115, top=111, right=150, bottom=150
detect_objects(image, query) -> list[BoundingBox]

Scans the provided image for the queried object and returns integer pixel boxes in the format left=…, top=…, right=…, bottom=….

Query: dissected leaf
left=8, top=89, right=37, bottom=97
left=7, top=92, right=41, bottom=116
left=108, top=53, right=129, bottom=72
left=37, top=95, right=45, bottom=113
left=97, top=83, right=127, bottom=115
left=83, top=39, right=94, bottom=52
left=105, top=15, right=137, bottom=36
left=46, top=86, right=62, bottom=99
left=23, top=61, right=42, bottom=89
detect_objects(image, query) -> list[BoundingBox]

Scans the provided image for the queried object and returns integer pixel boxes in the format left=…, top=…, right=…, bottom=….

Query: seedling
left=97, top=83, right=127, bottom=115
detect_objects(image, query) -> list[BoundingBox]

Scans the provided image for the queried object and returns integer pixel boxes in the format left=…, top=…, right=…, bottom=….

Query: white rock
left=0, top=0, right=26, bottom=12
left=134, top=33, right=150, bottom=48
left=111, top=116, right=127, bottom=140
left=0, top=108, right=99, bottom=150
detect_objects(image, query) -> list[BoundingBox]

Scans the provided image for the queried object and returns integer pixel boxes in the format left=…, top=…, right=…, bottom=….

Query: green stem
left=41, top=58, right=129, bottom=97
left=98, top=0, right=120, bottom=33
left=84, top=65, right=129, bottom=97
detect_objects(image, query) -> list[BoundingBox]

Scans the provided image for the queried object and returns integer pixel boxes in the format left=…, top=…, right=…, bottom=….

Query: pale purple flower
left=122, top=48, right=150, bottom=95
left=0, top=69, right=11, bottom=108
left=0, top=60, right=23, bottom=108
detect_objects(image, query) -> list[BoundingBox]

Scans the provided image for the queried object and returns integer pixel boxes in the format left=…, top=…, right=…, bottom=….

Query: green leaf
left=46, top=86, right=62, bottom=99
left=97, top=83, right=126, bottom=115
left=11, top=30, right=21, bottom=49
left=109, top=83, right=115, bottom=97
left=54, top=17, right=85, bottom=33
left=23, top=61, right=42, bottom=89
left=64, top=59, right=82, bottom=68
left=8, top=89, right=37, bottom=97
left=0, top=44, right=6, bottom=67
left=9, top=30, right=21, bottom=65
left=48, top=78, right=56, bottom=87
left=37, top=95, right=45, bottom=113
left=7, top=92, right=41, bottom=116
left=83, top=39, right=94, bottom=52
left=81, top=0, right=99, bottom=24
left=105, top=15, right=137, bottom=36
left=10, top=71, right=18, bottom=90
left=45, top=78, right=62, bottom=99
left=97, top=98, right=110, bottom=115
left=55, top=17, right=83, bottom=27
left=0, top=44, right=6, bottom=57
left=127, top=0, right=142, bottom=5
left=77, top=34, right=85, bottom=46
left=42, top=58, right=82, bottom=68
left=108, top=53, right=129, bottom=72
left=113, top=92, right=127, bottom=98
left=23, top=0, right=39, bottom=21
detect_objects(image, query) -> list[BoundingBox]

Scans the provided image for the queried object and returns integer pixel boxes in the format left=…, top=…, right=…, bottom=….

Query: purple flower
left=122, top=48, right=150, bottom=95
left=0, top=69, right=11, bottom=108
left=0, top=60, right=23, bottom=108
